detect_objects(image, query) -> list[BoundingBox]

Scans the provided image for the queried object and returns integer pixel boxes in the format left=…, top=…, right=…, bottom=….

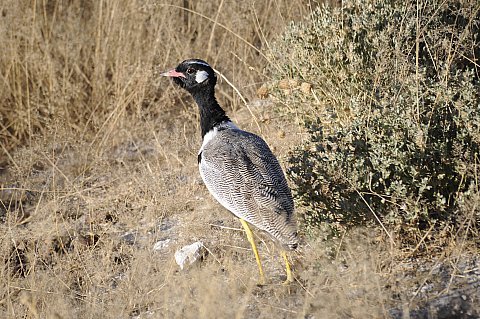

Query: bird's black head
left=161, top=59, right=217, bottom=93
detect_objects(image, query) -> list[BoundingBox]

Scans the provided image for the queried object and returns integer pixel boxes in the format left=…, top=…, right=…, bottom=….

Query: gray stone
left=174, top=242, right=205, bottom=270
left=153, top=238, right=171, bottom=251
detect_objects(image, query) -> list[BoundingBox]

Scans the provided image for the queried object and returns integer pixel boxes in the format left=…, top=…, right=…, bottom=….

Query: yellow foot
left=282, top=277, right=293, bottom=285
left=257, top=276, right=267, bottom=286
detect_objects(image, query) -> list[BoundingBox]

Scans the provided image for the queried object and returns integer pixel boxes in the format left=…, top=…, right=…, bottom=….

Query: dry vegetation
left=0, top=0, right=479, bottom=318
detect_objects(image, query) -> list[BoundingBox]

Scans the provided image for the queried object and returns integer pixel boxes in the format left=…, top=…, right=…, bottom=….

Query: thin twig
left=356, top=190, right=395, bottom=246
left=207, top=0, right=224, bottom=57
left=209, top=223, right=243, bottom=232
left=161, top=4, right=270, bottom=63
left=217, top=244, right=250, bottom=251
left=213, top=67, right=262, bottom=134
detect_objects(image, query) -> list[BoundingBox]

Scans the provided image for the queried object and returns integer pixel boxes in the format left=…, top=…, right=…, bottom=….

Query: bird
left=161, top=59, right=298, bottom=284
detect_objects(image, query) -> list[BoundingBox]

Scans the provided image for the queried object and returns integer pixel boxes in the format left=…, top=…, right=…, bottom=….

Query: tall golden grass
left=0, top=0, right=307, bottom=158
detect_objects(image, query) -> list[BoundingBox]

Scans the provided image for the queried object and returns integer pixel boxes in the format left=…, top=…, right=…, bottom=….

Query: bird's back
left=198, top=126, right=297, bottom=249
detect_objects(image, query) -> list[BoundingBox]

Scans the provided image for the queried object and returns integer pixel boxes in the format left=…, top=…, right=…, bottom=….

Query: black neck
left=191, top=87, right=230, bottom=138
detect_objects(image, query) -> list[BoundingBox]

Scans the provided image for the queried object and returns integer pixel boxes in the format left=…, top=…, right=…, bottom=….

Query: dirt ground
left=1, top=100, right=479, bottom=318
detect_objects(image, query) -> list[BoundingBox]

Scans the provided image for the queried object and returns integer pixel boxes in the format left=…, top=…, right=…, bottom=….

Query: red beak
left=161, top=69, right=186, bottom=78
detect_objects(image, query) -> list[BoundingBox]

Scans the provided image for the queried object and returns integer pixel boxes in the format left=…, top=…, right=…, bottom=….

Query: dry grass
left=1, top=1, right=479, bottom=318
left=0, top=0, right=305, bottom=155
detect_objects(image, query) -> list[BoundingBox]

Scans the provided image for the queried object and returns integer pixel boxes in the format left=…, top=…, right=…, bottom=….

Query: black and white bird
left=161, top=59, right=297, bottom=284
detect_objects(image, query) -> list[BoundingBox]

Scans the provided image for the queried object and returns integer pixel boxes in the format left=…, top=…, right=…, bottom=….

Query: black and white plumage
left=162, top=59, right=297, bottom=282
left=199, top=123, right=298, bottom=249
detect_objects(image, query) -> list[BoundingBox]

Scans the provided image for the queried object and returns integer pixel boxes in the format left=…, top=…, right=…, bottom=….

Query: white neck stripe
left=199, top=121, right=237, bottom=153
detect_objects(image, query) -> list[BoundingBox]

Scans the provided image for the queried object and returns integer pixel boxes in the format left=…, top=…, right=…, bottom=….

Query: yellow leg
left=281, top=251, right=294, bottom=284
left=239, top=219, right=266, bottom=285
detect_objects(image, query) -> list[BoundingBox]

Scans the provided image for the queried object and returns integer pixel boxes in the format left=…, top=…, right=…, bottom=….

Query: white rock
left=174, top=242, right=205, bottom=270
left=153, top=239, right=171, bottom=251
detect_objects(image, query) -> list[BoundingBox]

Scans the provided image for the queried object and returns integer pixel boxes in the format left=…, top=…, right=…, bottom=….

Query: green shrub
left=269, top=0, right=480, bottom=237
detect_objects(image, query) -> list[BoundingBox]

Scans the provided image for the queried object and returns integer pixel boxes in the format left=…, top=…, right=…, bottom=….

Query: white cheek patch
left=195, top=70, right=209, bottom=83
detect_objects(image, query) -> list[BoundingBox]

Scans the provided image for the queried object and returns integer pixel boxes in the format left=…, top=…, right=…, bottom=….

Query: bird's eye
left=186, top=68, right=195, bottom=75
